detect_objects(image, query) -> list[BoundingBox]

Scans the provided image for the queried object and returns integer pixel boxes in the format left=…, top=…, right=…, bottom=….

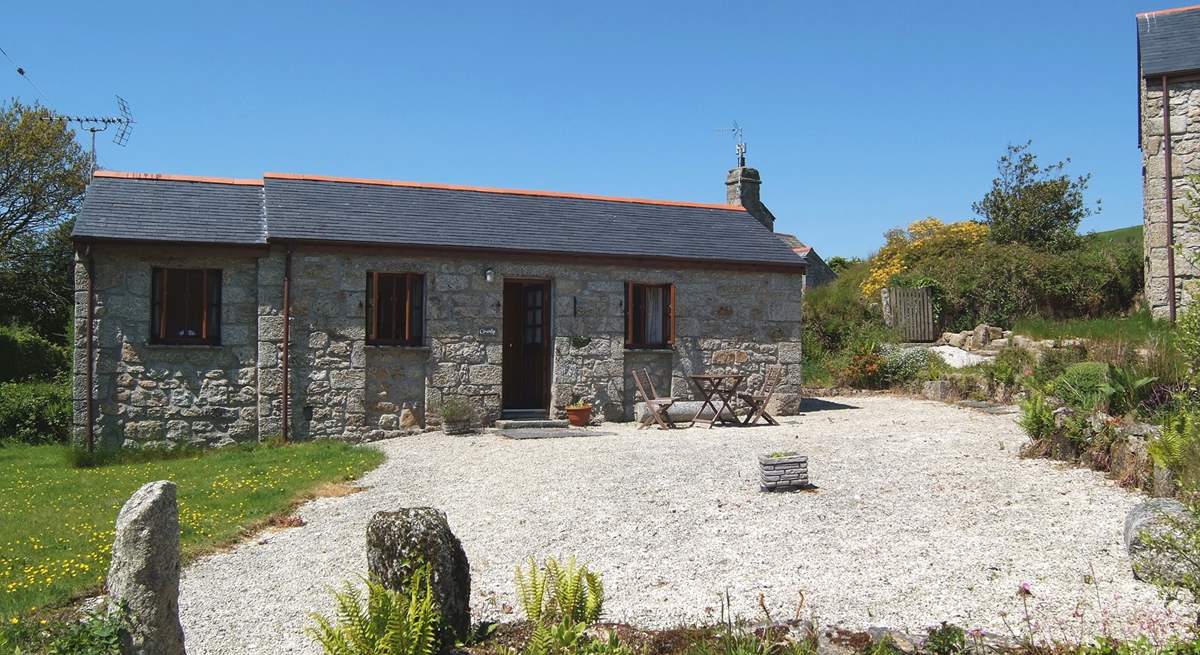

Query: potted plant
left=758, top=450, right=809, bottom=491
left=564, top=397, right=593, bottom=427
left=440, top=398, right=477, bottom=435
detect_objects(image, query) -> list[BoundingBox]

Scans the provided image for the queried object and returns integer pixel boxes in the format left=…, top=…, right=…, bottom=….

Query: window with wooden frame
left=150, top=268, right=222, bottom=345
left=625, top=282, right=675, bottom=349
left=366, top=272, right=425, bottom=346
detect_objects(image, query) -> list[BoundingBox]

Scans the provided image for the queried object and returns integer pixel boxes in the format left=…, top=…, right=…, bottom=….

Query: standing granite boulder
left=366, top=508, right=470, bottom=640
left=106, top=480, right=185, bottom=655
left=1125, top=498, right=1190, bottom=583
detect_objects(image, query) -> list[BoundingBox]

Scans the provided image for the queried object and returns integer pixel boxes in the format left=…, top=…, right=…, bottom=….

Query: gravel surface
left=179, top=396, right=1183, bottom=654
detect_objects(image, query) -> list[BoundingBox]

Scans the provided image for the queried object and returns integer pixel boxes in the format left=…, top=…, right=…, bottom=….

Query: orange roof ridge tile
left=1138, top=4, right=1200, bottom=17
left=93, top=171, right=263, bottom=186
left=262, top=172, right=746, bottom=211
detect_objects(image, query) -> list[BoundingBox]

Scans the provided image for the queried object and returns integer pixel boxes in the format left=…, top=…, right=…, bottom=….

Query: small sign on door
left=479, top=326, right=498, bottom=337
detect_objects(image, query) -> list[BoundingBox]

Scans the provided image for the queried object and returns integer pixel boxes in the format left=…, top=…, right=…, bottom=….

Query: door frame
left=501, top=277, right=553, bottom=411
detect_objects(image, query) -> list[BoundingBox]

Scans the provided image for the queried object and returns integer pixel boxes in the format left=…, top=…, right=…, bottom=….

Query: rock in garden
left=366, top=508, right=471, bottom=640
left=1124, top=498, right=1190, bottom=583
left=971, top=324, right=991, bottom=349
left=106, top=480, right=185, bottom=655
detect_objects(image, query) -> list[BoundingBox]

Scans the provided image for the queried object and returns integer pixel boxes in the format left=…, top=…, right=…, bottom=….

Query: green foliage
left=1051, top=362, right=1111, bottom=412
left=1013, top=309, right=1171, bottom=344
left=824, top=256, right=862, bottom=275
left=0, top=220, right=76, bottom=344
left=1102, top=365, right=1156, bottom=418
left=0, top=326, right=68, bottom=383
left=877, top=345, right=934, bottom=386
left=1132, top=490, right=1200, bottom=624
left=1179, top=302, right=1200, bottom=388
left=1149, top=411, right=1200, bottom=491
left=1031, top=346, right=1086, bottom=389
left=515, top=556, right=603, bottom=628
left=802, top=261, right=884, bottom=356
left=1018, top=391, right=1056, bottom=441
left=307, top=565, right=441, bottom=655
left=988, top=347, right=1036, bottom=387
left=439, top=398, right=476, bottom=427
left=973, top=141, right=1096, bottom=252
left=45, top=606, right=129, bottom=655
left=0, top=380, right=70, bottom=444
left=923, top=623, right=965, bottom=655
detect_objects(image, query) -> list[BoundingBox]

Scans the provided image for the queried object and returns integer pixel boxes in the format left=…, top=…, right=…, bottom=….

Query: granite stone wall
left=1142, top=78, right=1200, bottom=317
left=76, top=244, right=804, bottom=446
left=73, top=245, right=261, bottom=448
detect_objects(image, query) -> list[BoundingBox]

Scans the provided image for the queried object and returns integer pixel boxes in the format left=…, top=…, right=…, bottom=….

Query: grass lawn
left=0, top=440, right=383, bottom=621
left=1011, top=309, right=1173, bottom=344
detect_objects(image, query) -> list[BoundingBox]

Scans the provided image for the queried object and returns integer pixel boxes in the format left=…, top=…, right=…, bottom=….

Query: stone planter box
left=758, top=453, right=809, bottom=491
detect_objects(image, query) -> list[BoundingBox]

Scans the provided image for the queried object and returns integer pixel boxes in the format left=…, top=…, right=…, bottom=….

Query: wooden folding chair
left=738, top=366, right=783, bottom=426
left=632, top=368, right=676, bottom=430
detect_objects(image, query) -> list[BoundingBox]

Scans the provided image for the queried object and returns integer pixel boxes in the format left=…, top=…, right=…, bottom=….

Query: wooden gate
left=882, top=287, right=936, bottom=342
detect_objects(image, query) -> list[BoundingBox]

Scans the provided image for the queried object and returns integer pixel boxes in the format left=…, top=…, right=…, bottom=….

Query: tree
left=972, top=141, right=1098, bottom=252
left=0, top=99, right=89, bottom=342
left=825, top=256, right=863, bottom=275
left=0, top=99, right=90, bottom=251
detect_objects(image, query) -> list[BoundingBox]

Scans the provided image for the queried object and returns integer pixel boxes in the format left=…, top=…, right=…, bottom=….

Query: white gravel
left=179, top=396, right=1186, bottom=654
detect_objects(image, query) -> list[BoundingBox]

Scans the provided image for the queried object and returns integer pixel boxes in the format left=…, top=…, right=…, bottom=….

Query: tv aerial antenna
left=714, top=121, right=746, bottom=167
left=51, top=95, right=135, bottom=175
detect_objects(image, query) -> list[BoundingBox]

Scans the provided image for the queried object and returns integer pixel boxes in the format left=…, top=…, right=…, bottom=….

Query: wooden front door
left=502, top=280, right=550, bottom=411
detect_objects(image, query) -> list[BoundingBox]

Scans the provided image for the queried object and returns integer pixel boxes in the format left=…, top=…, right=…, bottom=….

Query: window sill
left=365, top=344, right=431, bottom=351
left=145, top=343, right=224, bottom=349
left=624, top=347, right=675, bottom=354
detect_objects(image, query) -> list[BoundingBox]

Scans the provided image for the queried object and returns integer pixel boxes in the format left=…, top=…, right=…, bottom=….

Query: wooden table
left=687, top=373, right=746, bottom=428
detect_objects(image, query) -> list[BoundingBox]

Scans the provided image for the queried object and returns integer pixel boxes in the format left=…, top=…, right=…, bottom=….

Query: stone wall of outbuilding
left=1142, top=77, right=1200, bottom=317
left=75, top=244, right=804, bottom=447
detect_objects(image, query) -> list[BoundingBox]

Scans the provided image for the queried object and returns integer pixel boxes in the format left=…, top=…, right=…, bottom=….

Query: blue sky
left=1, top=1, right=1176, bottom=257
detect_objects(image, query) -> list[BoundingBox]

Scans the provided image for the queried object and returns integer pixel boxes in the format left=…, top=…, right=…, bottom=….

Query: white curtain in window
left=645, top=286, right=664, bottom=344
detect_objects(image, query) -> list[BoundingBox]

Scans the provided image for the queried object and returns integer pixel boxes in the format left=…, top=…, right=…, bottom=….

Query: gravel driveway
left=179, top=395, right=1180, bottom=654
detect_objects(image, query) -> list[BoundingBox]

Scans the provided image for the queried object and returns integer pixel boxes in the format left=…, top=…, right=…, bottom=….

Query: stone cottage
left=1138, top=4, right=1200, bottom=319
left=71, top=166, right=806, bottom=447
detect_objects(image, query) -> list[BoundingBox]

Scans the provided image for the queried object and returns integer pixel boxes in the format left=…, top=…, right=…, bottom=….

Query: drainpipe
left=281, top=244, right=292, bottom=442
left=84, top=243, right=96, bottom=453
left=1163, top=75, right=1177, bottom=323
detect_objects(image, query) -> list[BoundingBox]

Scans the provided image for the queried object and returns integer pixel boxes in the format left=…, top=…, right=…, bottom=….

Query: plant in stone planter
left=564, top=397, right=593, bottom=427
left=439, top=398, right=477, bottom=435
left=759, top=451, right=809, bottom=491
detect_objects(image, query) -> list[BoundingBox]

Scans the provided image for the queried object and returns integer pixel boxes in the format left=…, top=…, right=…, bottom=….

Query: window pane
left=164, top=269, right=205, bottom=339
left=644, top=285, right=664, bottom=345
left=408, top=275, right=424, bottom=343
left=378, top=274, right=398, bottom=340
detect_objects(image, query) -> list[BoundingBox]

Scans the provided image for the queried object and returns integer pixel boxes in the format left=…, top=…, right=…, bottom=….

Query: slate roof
left=74, top=171, right=806, bottom=268
left=1138, top=5, right=1200, bottom=77
left=73, top=173, right=266, bottom=245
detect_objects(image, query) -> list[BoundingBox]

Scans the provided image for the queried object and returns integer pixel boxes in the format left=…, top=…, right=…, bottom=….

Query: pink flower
left=1017, top=582, right=1033, bottom=597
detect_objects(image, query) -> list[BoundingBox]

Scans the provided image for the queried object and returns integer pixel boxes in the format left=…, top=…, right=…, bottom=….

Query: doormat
left=498, top=428, right=614, bottom=440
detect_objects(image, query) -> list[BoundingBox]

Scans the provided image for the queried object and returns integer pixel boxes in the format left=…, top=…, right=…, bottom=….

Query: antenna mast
left=714, top=121, right=747, bottom=167
left=51, top=95, right=135, bottom=176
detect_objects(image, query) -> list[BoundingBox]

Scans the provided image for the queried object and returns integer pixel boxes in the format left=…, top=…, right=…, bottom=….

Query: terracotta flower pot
left=565, top=405, right=592, bottom=427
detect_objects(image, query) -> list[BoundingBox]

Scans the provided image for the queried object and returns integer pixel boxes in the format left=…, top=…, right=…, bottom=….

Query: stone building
left=1139, top=5, right=1200, bottom=319
left=71, top=167, right=806, bottom=447
left=775, top=233, right=836, bottom=289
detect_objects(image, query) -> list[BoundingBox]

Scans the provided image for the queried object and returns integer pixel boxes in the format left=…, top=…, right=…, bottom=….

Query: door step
left=493, top=419, right=569, bottom=430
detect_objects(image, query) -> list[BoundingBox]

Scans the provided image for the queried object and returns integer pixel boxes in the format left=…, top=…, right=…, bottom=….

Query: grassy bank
left=1012, top=309, right=1172, bottom=344
left=0, top=440, right=384, bottom=619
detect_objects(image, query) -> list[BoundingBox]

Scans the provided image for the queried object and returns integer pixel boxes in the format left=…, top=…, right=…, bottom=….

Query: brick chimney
left=726, top=166, right=775, bottom=231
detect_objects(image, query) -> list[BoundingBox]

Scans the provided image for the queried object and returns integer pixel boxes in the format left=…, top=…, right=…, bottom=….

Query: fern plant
left=1018, top=391, right=1056, bottom=441
left=307, top=564, right=440, bottom=655
left=1149, top=411, right=1200, bottom=490
left=515, top=556, right=604, bottom=627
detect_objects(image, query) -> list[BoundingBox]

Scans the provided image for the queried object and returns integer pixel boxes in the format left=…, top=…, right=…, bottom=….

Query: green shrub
left=0, top=325, right=69, bottom=383
left=1018, top=392, right=1056, bottom=441
left=439, top=398, right=476, bottom=427
left=878, top=345, right=933, bottom=386
left=988, top=347, right=1036, bottom=387
left=45, top=605, right=129, bottom=655
left=923, top=623, right=966, bottom=655
left=1050, top=361, right=1110, bottom=412
left=1031, top=346, right=1086, bottom=388
left=1180, top=301, right=1200, bottom=387
left=1103, top=365, right=1156, bottom=418
left=307, top=563, right=441, bottom=655
left=0, top=380, right=71, bottom=444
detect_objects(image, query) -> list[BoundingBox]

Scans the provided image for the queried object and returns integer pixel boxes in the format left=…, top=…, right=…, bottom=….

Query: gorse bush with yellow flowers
left=860, top=218, right=989, bottom=300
